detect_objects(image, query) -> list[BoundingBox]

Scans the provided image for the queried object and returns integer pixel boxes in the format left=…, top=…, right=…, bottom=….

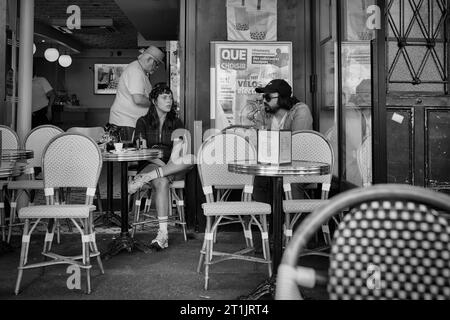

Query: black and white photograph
left=94, top=64, right=127, bottom=94
left=0, top=0, right=450, bottom=311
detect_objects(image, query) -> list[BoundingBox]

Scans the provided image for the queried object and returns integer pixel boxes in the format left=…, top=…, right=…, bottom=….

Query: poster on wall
left=94, top=64, right=127, bottom=94
left=226, top=0, right=277, bottom=41
left=211, top=41, right=292, bottom=130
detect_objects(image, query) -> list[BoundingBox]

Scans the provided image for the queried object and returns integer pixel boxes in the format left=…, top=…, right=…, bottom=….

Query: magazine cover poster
left=211, top=41, right=292, bottom=130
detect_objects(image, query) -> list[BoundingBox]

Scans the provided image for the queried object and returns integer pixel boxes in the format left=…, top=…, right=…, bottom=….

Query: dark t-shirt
left=134, top=115, right=184, bottom=164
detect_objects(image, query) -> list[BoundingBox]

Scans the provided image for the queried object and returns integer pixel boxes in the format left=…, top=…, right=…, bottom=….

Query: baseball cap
left=255, top=79, right=292, bottom=97
left=139, top=45, right=165, bottom=65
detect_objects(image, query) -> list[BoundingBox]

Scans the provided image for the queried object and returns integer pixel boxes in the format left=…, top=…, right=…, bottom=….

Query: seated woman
left=128, top=83, right=193, bottom=250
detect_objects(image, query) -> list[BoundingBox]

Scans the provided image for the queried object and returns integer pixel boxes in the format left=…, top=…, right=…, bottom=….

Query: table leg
left=102, top=162, right=151, bottom=259
left=238, top=176, right=283, bottom=300
left=94, top=162, right=121, bottom=227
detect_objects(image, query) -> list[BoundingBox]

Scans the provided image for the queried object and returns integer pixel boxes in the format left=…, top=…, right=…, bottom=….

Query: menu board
left=210, top=41, right=292, bottom=130
left=257, top=130, right=292, bottom=164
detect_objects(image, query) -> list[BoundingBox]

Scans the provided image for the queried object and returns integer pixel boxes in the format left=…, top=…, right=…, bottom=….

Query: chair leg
left=7, top=195, right=18, bottom=244
left=175, top=188, right=187, bottom=242
left=82, top=218, right=92, bottom=294
left=0, top=191, right=6, bottom=241
left=197, top=236, right=206, bottom=274
left=89, top=213, right=104, bottom=274
left=15, top=219, right=31, bottom=295
left=321, top=222, right=331, bottom=245
left=131, top=194, right=141, bottom=238
left=260, top=215, right=272, bottom=278
left=204, top=216, right=213, bottom=290
left=284, top=211, right=292, bottom=248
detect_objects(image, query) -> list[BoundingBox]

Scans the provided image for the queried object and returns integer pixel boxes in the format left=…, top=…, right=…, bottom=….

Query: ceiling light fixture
left=44, top=48, right=59, bottom=62
left=58, top=54, right=72, bottom=67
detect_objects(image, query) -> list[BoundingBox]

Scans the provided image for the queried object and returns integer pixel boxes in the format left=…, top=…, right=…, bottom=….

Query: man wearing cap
left=255, top=79, right=312, bottom=131
left=108, top=45, right=165, bottom=140
left=253, top=79, right=313, bottom=203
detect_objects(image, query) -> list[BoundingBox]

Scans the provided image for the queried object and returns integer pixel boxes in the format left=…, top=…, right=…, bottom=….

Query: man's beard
left=264, top=103, right=279, bottom=114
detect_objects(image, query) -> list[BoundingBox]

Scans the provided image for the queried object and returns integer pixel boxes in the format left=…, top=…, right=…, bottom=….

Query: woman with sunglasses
left=253, top=79, right=313, bottom=202
left=128, top=83, right=194, bottom=250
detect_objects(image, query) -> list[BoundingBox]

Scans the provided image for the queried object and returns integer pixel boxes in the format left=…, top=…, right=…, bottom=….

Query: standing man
left=32, top=74, right=56, bottom=128
left=108, top=45, right=165, bottom=141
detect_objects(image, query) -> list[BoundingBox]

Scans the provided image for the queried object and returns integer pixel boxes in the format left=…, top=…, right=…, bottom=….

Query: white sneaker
left=128, top=174, right=149, bottom=194
left=151, top=230, right=168, bottom=250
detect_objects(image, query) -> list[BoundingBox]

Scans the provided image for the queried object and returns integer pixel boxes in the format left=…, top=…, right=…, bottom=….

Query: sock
left=158, top=216, right=168, bottom=233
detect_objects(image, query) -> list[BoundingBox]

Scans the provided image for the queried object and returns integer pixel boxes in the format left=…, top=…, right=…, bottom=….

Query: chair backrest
left=357, top=135, right=372, bottom=187
left=42, top=133, right=102, bottom=192
left=24, top=125, right=64, bottom=169
left=284, top=130, right=334, bottom=188
left=276, top=184, right=450, bottom=300
left=0, top=125, right=19, bottom=149
left=197, top=133, right=257, bottom=201
left=221, top=125, right=258, bottom=148
left=66, top=126, right=105, bottom=142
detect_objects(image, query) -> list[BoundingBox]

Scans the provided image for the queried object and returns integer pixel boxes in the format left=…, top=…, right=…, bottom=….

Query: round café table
left=228, top=160, right=331, bottom=299
left=101, top=148, right=163, bottom=259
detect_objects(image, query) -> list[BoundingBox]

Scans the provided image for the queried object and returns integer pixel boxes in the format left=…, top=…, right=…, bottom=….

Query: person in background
left=128, top=83, right=194, bottom=251
left=108, top=45, right=165, bottom=141
left=32, top=74, right=56, bottom=128
left=253, top=79, right=313, bottom=202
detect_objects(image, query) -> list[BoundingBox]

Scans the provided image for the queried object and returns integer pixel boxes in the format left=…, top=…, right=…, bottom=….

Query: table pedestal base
left=238, top=275, right=276, bottom=300
left=94, top=211, right=122, bottom=228
left=102, top=233, right=151, bottom=260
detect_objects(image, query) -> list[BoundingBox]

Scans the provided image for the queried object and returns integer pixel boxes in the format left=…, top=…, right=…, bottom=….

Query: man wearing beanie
left=108, top=45, right=165, bottom=141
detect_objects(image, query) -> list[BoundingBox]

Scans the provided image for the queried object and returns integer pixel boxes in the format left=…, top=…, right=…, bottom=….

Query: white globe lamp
left=58, top=55, right=72, bottom=67
left=44, top=48, right=59, bottom=62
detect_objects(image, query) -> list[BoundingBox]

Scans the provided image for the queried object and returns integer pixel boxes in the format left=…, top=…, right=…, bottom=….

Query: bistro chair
left=282, top=130, right=334, bottom=246
left=6, top=125, right=64, bottom=243
left=66, top=127, right=105, bottom=219
left=0, top=125, right=20, bottom=241
left=357, top=135, right=372, bottom=187
left=196, top=125, right=259, bottom=241
left=276, top=184, right=450, bottom=300
left=197, top=132, right=272, bottom=290
left=14, top=133, right=104, bottom=295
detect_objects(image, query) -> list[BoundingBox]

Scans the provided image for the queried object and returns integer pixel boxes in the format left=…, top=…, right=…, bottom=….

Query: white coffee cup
left=114, top=142, right=123, bottom=152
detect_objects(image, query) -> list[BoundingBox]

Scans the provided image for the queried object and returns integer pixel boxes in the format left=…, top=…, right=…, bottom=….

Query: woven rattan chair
left=0, top=125, right=20, bottom=241
left=66, top=127, right=105, bottom=220
left=14, top=133, right=104, bottom=295
left=276, top=184, right=450, bottom=300
left=197, top=132, right=272, bottom=290
left=282, top=130, right=334, bottom=246
left=6, top=125, right=64, bottom=243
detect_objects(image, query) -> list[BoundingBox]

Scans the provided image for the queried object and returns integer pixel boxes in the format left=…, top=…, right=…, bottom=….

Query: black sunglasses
left=263, top=93, right=279, bottom=102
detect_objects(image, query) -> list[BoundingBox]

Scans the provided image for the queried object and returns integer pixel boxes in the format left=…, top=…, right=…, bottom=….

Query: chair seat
left=19, top=205, right=96, bottom=219
left=170, top=180, right=185, bottom=189
left=283, top=199, right=328, bottom=214
left=7, top=180, right=44, bottom=190
left=202, top=201, right=271, bottom=216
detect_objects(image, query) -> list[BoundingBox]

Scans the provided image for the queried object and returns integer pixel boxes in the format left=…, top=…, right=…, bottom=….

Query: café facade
left=0, top=0, right=449, bottom=231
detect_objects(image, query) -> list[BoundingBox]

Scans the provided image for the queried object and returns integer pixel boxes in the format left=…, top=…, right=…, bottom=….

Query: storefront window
left=341, top=0, right=374, bottom=187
